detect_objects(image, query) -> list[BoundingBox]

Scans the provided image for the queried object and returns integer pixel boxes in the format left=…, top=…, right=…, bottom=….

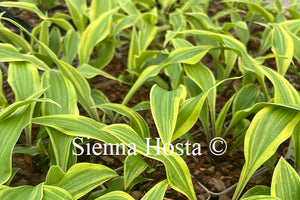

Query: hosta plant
left=1, top=0, right=300, bottom=199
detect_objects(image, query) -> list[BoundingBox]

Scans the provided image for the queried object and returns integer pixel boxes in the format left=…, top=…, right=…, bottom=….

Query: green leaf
left=293, top=123, right=300, bottom=172
left=91, top=37, right=115, bottom=69
left=43, top=185, right=72, bottom=200
left=271, top=24, right=294, bottom=75
left=271, top=158, right=300, bottom=199
left=3, top=168, right=19, bottom=186
left=150, top=85, right=186, bottom=144
left=79, top=8, right=117, bottom=65
left=55, top=163, right=118, bottom=199
left=33, top=115, right=196, bottom=200
left=226, top=1, right=275, bottom=22
left=242, top=196, right=280, bottom=200
left=113, top=14, right=140, bottom=36
left=8, top=62, right=40, bottom=101
left=0, top=183, right=43, bottom=200
left=241, top=186, right=270, bottom=199
left=165, top=63, right=183, bottom=89
left=141, top=180, right=169, bottom=200
left=232, top=84, right=259, bottom=113
left=61, top=30, right=80, bottom=64
left=224, top=49, right=238, bottom=77
left=32, top=115, right=120, bottom=144
left=42, top=70, right=78, bottom=171
left=77, top=64, right=119, bottom=81
left=0, top=1, right=45, bottom=18
left=123, top=45, right=211, bottom=105
left=0, top=43, right=49, bottom=71
left=215, top=95, right=235, bottom=136
left=102, top=124, right=197, bottom=200
left=0, top=106, right=32, bottom=184
left=232, top=106, right=300, bottom=199
left=91, top=90, right=114, bottom=120
left=0, top=69, right=8, bottom=108
left=94, top=191, right=134, bottom=200
left=45, top=165, right=65, bottom=185
left=49, top=26, right=62, bottom=56
left=167, top=46, right=213, bottom=65
left=127, top=27, right=140, bottom=72
left=65, top=0, right=87, bottom=32
left=13, top=146, right=40, bottom=156
left=184, top=63, right=216, bottom=137
left=57, top=61, right=100, bottom=121
left=0, top=27, right=32, bottom=52
left=230, top=11, right=249, bottom=45
left=98, top=103, right=150, bottom=138
left=90, top=0, right=117, bottom=21
left=124, top=155, right=148, bottom=189
left=39, top=20, right=49, bottom=55
left=0, top=95, right=56, bottom=122
left=139, top=14, right=157, bottom=51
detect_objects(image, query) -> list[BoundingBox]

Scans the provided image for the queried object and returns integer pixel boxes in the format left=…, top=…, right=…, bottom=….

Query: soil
left=1, top=0, right=295, bottom=200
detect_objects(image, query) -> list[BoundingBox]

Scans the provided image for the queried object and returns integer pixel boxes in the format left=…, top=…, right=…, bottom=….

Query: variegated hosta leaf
left=141, top=180, right=169, bottom=200
left=232, top=106, right=300, bottom=199
left=292, top=123, right=300, bottom=172
left=32, top=116, right=196, bottom=200
left=2, top=11, right=100, bottom=123
left=271, top=24, right=294, bottom=75
left=113, top=14, right=140, bottom=36
left=90, top=0, right=118, bottom=22
left=259, top=65, right=300, bottom=104
left=184, top=63, right=216, bottom=137
left=8, top=62, right=40, bottom=101
left=97, top=103, right=150, bottom=138
left=271, top=158, right=300, bottom=199
left=39, top=20, right=49, bottom=55
left=225, top=0, right=275, bottom=22
left=174, top=77, right=241, bottom=140
left=0, top=106, right=32, bottom=184
left=42, top=70, right=78, bottom=171
left=43, top=185, right=72, bottom=200
left=61, top=30, right=80, bottom=64
left=122, top=45, right=212, bottom=105
left=128, top=27, right=140, bottom=72
left=0, top=183, right=44, bottom=200
left=45, top=165, right=65, bottom=186
left=0, top=1, right=45, bottom=18
left=241, top=186, right=271, bottom=199
left=215, top=95, right=235, bottom=136
left=32, top=115, right=120, bottom=144
left=150, top=85, right=186, bottom=145
left=0, top=26, right=32, bottom=52
left=0, top=43, right=49, bottom=71
left=0, top=68, right=7, bottom=108
left=77, top=64, right=119, bottom=81
left=57, top=61, right=100, bottom=121
left=94, top=191, right=134, bottom=200
left=79, top=8, right=117, bottom=65
left=124, top=155, right=148, bottom=189
left=55, top=163, right=118, bottom=199
left=232, top=84, right=259, bottom=113
left=242, top=196, right=280, bottom=200
left=65, top=0, right=87, bottom=33
left=7, top=61, right=41, bottom=146
left=166, top=46, right=213, bottom=65
left=102, top=124, right=197, bottom=200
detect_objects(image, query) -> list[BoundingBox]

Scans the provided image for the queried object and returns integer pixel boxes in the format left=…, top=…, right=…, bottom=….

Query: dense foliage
left=0, top=0, right=300, bottom=199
